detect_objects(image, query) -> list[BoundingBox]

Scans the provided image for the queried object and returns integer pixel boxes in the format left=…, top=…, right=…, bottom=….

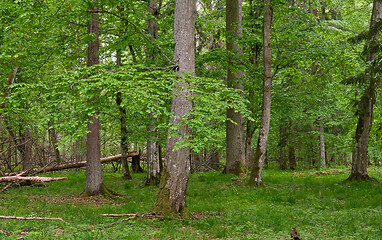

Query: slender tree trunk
left=146, top=0, right=161, bottom=185
left=48, top=123, right=61, bottom=164
left=248, top=0, right=273, bottom=185
left=115, top=48, right=132, bottom=180
left=152, top=0, right=195, bottom=217
left=224, top=0, right=246, bottom=175
left=22, top=128, right=33, bottom=170
left=319, top=121, right=326, bottom=168
left=82, top=2, right=106, bottom=196
left=116, top=91, right=132, bottom=179
left=347, top=0, right=381, bottom=181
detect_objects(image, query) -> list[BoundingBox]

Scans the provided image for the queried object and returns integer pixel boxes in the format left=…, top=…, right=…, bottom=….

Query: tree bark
left=48, top=123, right=61, bottom=164
left=83, top=1, right=105, bottom=196
left=224, top=0, right=246, bottom=175
left=152, top=0, right=195, bottom=217
left=347, top=0, right=381, bottom=181
left=146, top=0, right=162, bottom=185
left=248, top=0, right=273, bottom=185
left=319, top=121, right=326, bottom=168
left=116, top=91, right=132, bottom=179
left=115, top=48, right=132, bottom=180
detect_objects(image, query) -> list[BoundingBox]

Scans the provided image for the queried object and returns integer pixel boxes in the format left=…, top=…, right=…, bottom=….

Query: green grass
left=0, top=167, right=381, bottom=239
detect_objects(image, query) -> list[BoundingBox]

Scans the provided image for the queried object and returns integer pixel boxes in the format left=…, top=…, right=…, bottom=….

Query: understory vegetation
left=1, top=166, right=381, bottom=240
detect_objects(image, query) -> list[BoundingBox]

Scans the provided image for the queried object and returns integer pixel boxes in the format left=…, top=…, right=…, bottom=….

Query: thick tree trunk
left=347, top=0, right=381, bottom=181
left=146, top=0, right=161, bottom=185
left=224, top=0, right=246, bottom=175
left=83, top=2, right=105, bottom=196
left=152, top=0, right=195, bottom=217
left=248, top=0, right=273, bottom=185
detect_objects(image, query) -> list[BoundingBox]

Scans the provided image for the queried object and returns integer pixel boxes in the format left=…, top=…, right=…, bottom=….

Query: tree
left=146, top=0, right=162, bottom=185
left=82, top=1, right=106, bottom=196
left=248, top=0, right=273, bottom=185
left=347, top=0, right=382, bottom=181
left=224, top=0, right=246, bottom=175
left=152, top=0, right=195, bottom=217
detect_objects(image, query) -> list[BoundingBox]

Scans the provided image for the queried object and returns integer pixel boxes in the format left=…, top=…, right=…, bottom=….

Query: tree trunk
left=116, top=91, right=132, bottom=179
left=22, top=128, right=33, bottom=171
left=115, top=48, right=132, bottom=180
left=48, top=123, right=61, bottom=164
left=319, top=121, right=326, bottom=168
left=145, top=0, right=161, bottom=185
left=248, top=0, right=273, bottom=185
left=347, top=0, right=381, bottom=181
left=132, top=153, right=144, bottom=173
left=82, top=2, right=105, bottom=196
left=224, top=0, right=246, bottom=176
left=152, top=0, right=195, bottom=217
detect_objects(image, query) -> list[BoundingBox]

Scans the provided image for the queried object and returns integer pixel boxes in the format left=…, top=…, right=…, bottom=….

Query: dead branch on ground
left=0, top=215, right=65, bottom=222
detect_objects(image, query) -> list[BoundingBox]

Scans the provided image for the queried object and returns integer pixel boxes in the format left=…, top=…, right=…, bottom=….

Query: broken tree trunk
left=31, top=152, right=139, bottom=174
left=0, top=176, right=67, bottom=183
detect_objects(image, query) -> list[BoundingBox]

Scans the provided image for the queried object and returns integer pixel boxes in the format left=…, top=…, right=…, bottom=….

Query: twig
left=0, top=215, right=65, bottom=222
left=102, top=212, right=162, bottom=226
left=110, top=216, right=137, bottom=226
left=100, top=213, right=137, bottom=217
left=0, top=183, right=13, bottom=193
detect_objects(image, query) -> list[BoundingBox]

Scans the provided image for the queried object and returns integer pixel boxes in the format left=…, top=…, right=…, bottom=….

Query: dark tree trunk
left=288, top=145, right=296, bottom=170
left=152, top=0, right=195, bottom=217
left=224, top=0, right=246, bottom=176
left=248, top=0, right=273, bottom=185
left=347, top=0, right=381, bottom=181
left=132, top=153, right=144, bottom=173
left=115, top=48, right=132, bottom=180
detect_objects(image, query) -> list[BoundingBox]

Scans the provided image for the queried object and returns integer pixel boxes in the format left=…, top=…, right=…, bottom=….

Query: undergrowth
left=0, top=167, right=381, bottom=239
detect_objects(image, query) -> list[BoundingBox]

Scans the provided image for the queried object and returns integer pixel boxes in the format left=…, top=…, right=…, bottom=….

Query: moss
left=151, top=169, right=174, bottom=217
left=346, top=172, right=374, bottom=181
left=122, top=173, right=132, bottom=180
left=145, top=174, right=160, bottom=186
left=151, top=169, right=194, bottom=219
left=223, top=161, right=248, bottom=176
left=80, top=183, right=122, bottom=197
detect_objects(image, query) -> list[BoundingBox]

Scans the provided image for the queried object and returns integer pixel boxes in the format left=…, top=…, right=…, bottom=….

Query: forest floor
left=0, top=166, right=381, bottom=239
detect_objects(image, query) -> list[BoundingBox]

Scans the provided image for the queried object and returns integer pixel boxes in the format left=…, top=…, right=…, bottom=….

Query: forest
left=0, top=0, right=381, bottom=239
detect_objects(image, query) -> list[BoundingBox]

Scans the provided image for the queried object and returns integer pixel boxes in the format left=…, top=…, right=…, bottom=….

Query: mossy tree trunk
left=152, top=0, right=195, bottom=217
left=347, top=0, right=381, bottom=181
left=248, top=0, right=273, bottom=185
left=224, top=0, right=246, bottom=176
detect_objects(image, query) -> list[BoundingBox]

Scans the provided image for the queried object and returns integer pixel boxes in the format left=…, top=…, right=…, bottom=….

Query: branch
left=93, top=9, right=175, bottom=66
left=0, top=215, right=65, bottom=222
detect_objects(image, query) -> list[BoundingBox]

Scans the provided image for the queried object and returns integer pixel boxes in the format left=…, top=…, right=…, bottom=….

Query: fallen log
left=0, top=176, right=67, bottom=183
left=32, top=151, right=139, bottom=174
